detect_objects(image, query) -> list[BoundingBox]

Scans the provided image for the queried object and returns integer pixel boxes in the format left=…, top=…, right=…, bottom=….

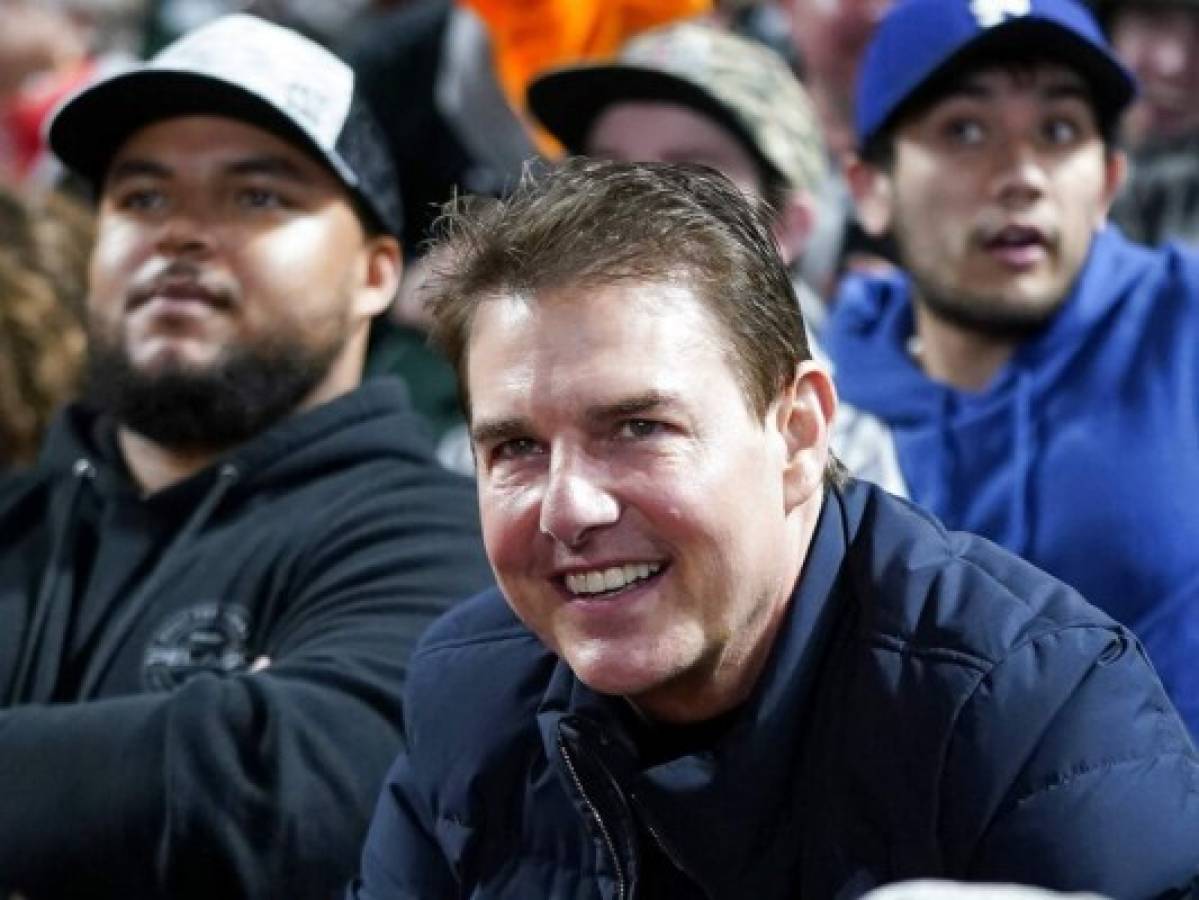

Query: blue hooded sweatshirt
left=826, top=226, right=1199, bottom=735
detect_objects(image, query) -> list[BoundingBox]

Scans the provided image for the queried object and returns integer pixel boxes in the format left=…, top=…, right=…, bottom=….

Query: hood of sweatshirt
left=823, top=226, right=1161, bottom=559
left=5, top=377, right=442, bottom=705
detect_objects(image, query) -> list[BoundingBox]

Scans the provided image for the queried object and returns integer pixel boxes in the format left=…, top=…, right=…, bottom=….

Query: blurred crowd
left=5, top=0, right=1199, bottom=470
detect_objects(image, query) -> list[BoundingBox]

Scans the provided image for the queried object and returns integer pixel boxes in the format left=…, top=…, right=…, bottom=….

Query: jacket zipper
left=558, top=733, right=627, bottom=900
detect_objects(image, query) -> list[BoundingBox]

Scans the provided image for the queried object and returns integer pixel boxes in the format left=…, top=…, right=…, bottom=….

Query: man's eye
left=1043, top=118, right=1080, bottom=145
left=945, top=119, right=985, bottom=146
left=117, top=188, right=167, bottom=211
left=616, top=419, right=663, bottom=440
left=238, top=187, right=287, bottom=209
left=492, top=438, right=544, bottom=462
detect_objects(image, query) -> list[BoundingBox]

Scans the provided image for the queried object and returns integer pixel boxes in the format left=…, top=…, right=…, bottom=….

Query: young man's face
left=467, top=279, right=830, bottom=722
left=1110, top=4, right=1199, bottom=147
left=857, top=63, right=1123, bottom=336
left=86, top=115, right=398, bottom=445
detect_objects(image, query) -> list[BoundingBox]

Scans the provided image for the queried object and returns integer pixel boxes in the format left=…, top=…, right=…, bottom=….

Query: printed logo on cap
left=971, top=0, right=1032, bottom=28
left=155, top=15, right=354, bottom=151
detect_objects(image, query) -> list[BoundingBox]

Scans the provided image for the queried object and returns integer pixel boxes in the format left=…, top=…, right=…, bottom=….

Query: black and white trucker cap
left=46, top=13, right=402, bottom=238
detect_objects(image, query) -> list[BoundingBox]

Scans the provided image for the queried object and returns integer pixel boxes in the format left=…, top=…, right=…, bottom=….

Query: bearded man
left=0, top=14, right=492, bottom=899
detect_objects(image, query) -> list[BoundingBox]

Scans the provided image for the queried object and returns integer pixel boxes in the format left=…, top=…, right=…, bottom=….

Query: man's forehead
left=106, top=114, right=332, bottom=180
left=940, top=60, right=1093, bottom=101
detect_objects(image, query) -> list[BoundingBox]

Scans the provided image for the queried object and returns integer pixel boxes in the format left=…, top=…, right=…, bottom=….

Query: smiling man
left=825, top=0, right=1199, bottom=737
left=0, top=14, right=493, bottom=899
left=349, top=159, right=1199, bottom=899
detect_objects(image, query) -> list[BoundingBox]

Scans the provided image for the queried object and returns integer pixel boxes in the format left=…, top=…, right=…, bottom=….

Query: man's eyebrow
left=225, top=155, right=310, bottom=181
left=469, top=391, right=678, bottom=445
left=470, top=416, right=531, bottom=447
left=941, top=80, right=995, bottom=102
left=1041, top=81, right=1092, bottom=103
left=105, top=158, right=172, bottom=184
left=584, top=390, right=675, bottom=426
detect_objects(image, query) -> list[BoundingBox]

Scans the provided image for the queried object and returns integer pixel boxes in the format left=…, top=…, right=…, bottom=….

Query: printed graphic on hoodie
left=143, top=603, right=251, bottom=691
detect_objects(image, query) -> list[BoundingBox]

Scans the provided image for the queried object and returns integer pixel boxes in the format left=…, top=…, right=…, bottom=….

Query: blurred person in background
left=783, top=0, right=892, bottom=159
left=0, top=186, right=91, bottom=469
left=1092, top=0, right=1199, bottom=245
left=781, top=0, right=896, bottom=298
left=141, top=0, right=380, bottom=51
left=0, top=0, right=142, bottom=185
left=827, top=0, right=1199, bottom=735
left=0, top=15, right=491, bottom=898
left=525, top=19, right=905, bottom=493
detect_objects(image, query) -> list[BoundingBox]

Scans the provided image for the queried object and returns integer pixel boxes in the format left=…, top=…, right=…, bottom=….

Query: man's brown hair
left=426, top=157, right=844, bottom=483
left=429, top=159, right=810, bottom=411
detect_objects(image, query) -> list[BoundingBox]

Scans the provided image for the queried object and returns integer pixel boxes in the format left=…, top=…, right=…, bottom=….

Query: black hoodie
left=0, top=377, right=493, bottom=899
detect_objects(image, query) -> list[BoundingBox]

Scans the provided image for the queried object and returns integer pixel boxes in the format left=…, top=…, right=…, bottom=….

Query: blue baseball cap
left=855, top=0, right=1137, bottom=148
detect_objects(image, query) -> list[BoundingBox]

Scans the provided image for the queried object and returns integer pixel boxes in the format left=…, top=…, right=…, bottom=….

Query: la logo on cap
left=971, top=0, right=1031, bottom=28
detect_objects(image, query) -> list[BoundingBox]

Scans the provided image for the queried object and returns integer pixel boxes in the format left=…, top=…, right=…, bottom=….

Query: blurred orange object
left=462, top=0, right=712, bottom=153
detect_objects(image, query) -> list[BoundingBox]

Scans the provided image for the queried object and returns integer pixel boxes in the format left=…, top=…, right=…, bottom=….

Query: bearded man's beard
left=83, top=321, right=347, bottom=455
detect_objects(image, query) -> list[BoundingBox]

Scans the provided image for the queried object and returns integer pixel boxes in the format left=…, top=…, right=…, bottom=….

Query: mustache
left=125, top=262, right=238, bottom=311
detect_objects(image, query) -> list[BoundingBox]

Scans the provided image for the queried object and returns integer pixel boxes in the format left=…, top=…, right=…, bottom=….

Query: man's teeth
left=565, top=563, right=661, bottom=596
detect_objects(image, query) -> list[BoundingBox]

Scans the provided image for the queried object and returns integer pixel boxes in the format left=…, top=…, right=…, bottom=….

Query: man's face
left=468, top=280, right=820, bottom=722
left=859, top=63, right=1123, bottom=336
left=585, top=100, right=766, bottom=198
left=1110, top=4, right=1199, bottom=146
left=86, top=115, right=394, bottom=448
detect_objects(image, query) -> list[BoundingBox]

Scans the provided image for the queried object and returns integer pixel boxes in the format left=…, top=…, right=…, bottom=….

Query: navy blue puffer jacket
left=352, top=480, right=1199, bottom=899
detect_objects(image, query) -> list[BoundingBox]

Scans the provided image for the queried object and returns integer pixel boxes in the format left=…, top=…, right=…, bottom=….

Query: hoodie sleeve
left=0, top=471, right=494, bottom=900
left=940, top=624, right=1199, bottom=895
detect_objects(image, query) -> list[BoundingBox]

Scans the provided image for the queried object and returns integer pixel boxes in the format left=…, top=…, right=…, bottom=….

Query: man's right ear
left=846, top=154, right=894, bottom=238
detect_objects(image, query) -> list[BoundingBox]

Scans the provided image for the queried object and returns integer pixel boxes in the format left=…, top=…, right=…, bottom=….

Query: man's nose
left=538, top=454, right=620, bottom=549
left=991, top=140, right=1048, bottom=207
left=156, top=205, right=214, bottom=258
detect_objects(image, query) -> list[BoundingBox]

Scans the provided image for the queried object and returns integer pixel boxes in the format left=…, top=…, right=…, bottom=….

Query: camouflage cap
left=527, top=21, right=827, bottom=195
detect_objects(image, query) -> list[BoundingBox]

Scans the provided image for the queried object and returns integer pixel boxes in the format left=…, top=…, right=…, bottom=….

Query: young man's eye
left=1043, top=117, right=1080, bottom=145
left=944, top=119, right=985, bottom=146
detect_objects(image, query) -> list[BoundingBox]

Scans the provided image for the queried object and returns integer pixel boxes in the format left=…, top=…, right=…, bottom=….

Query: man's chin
left=83, top=335, right=340, bottom=453
left=127, top=342, right=227, bottom=378
left=921, top=283, right=1066, bottom=341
